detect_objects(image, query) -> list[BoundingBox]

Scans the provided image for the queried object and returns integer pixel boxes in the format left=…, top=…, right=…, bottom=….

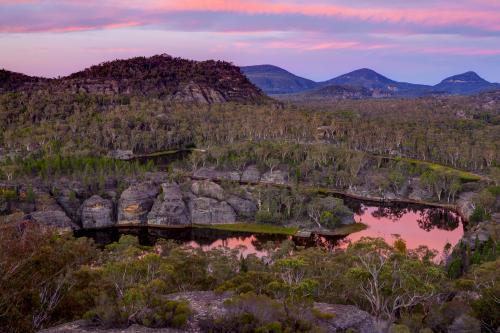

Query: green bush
left=255, top=210, right=282, bottom=224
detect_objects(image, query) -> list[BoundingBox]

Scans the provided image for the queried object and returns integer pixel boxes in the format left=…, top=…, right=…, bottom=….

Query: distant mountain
left=1, top=55, right=265, bottom=104
left=242, top=65, right=499, bottom=98
left=318, top=68, right=433, bottom=97
left=434, top=71, right=499, bottom=95
left=241, top=65, right=318, bottom=94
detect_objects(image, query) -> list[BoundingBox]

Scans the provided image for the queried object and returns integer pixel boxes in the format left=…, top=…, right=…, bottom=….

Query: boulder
left=261, top=170, right=288, bottom=185
left=79, top=195, right=114, bottom=229
left=313, top=303, right=377, bottom=333
left=108, top=149, right=134, bottom=160
left=117, top=183, right=159, bottom=225
left=147, top=183, right=190, bottom=226
left=189, top=197, right=236, bottom=224
left=241, top=165, right=260, bottom=183
left=191, top=180, right=225, bottom=201
left=55, top=189, right=83, bottom=222
left=227, top=195, right=257, bottom=218
left=29, top=210, right=77, bottom=231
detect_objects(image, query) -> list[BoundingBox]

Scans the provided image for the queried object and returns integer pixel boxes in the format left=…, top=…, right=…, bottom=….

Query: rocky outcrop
left=226, top=195, right=257, bottom=218
left=240, top=165, right=260, bottom=183
left=25, top=188, right=78, bottom=230
left=117, top=183, right=159, bottom=225
left=79, top=195, right=114, bottom=229
left=39, top=321, right=181, bottom=332
left=191, top=180, right=225, bottom=201
left=40, top=291, right=377, bottom=333
left=29, top=210, right=76, bottom=231
left=108, top=149, right=134, bottom=160
left=261, top=170, right=288, bottom=184
left=193, top=168, right=240, bottom=182
left=461, top=214, right=500, bottom=250
left=313, top=303, right=377, bottom=333
left=54, top=188, right=83, bottom=222
left=456, top=192, right=476, bottom=220
left=188, top=197, right=236, bottom=224
left=147, top=183, right=190, bottom=226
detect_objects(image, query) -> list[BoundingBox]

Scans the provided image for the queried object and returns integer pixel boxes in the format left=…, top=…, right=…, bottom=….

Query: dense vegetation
left=1, top=90, right=497, bottom=172
left=0, top=223, right=498, bottom=333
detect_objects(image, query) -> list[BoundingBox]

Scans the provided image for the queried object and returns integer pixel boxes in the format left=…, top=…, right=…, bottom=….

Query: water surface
left=79, top=202, right=463, bottom=258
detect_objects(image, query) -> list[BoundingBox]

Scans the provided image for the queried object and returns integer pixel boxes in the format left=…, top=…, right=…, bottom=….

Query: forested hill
left=0, top=54, right=266, bottom=104
left=0, top=69, right=48, bottom=93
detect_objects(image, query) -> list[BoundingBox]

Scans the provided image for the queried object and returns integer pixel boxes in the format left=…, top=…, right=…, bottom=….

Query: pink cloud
left=149, top=0, right=500, bottom=32
left=0, top=20, right=141, bottom=33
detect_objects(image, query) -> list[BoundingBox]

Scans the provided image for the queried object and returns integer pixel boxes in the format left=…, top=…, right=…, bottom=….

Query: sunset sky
left=1, top=0, right=499, bottom=83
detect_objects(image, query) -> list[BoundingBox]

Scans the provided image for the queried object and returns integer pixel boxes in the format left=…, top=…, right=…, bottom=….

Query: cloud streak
left=0, top=0, right=499, bottom=82
left=1, top=0, right=499, bottom=35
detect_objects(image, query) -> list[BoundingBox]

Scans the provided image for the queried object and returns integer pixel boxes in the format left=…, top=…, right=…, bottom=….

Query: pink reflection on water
left=186, top=235, right=278, bottom=257
left=347, top=206, right=464, bottom=253
left=184, top=204, right=464, bottom=257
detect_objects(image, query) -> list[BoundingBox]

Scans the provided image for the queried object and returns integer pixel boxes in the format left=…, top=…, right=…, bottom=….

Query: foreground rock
left=314, top=302, right=377, bottom=333
left=39, top=291, right=377, bottom=333
left=147, top=183, right=190, bottom=226
left=39, top=321, right=181, bottom=333
left=79, top=195, right=114, bottom=229
left=117, top=183, right=159, bottom=225
left=191, top=180, right=225, bottom=201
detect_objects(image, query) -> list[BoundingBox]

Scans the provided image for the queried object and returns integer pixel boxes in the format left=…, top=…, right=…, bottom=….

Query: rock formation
left=79, top=195, right=114, bottom=229
left=147, top=183, right=190, bottom=226
left=188, top=197, right=236, bottom=224
left=118, top=183, right=159, bottom=225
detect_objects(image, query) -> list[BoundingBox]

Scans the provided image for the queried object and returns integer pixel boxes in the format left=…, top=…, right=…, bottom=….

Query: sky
left=1, top=0, right=499, bottom=84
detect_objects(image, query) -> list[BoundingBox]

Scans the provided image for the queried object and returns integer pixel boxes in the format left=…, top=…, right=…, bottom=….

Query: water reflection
left=77, top=203, right=464, bottom=258
left=348, top=204, right=463, bottom=255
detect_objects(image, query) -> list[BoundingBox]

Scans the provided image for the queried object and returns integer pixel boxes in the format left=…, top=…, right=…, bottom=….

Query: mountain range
left=241, top=65, right=500, bottom=98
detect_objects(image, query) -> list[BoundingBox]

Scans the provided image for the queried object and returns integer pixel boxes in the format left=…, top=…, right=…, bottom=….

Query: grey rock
left=55, top=189, right=83, bottom=222
left=117, top=183, right=159, bottom=225
left=39, top=320, right=181, bottom=332
left=448, top=314, right=481, bottom=333
left=227, top=195, right=257, bottom=218
left=193, top=168, right=240, bottom=182
left=189, top=197, right=236, bottom=224
left=241, top=165, right=260, bottom=183
left=191, top=180, right=225, bottom=201
left=79, top=195, right=114, bottom=229
left=108, top=149, right=134, bottom=160
left=457, top=192, right=476, bottom=220
left=461, top=220, right=498, bottom=250
left=29, top=210, right=78, bottom=231
left=314, top=303, right=377, bottom=333
left=261, top=170, right=288, bottom=185
left=147, top=183, right=190, bottom=226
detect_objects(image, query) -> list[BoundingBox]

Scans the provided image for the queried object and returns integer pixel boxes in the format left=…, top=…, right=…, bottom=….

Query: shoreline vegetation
left=73, top=222, right=368, bottom=238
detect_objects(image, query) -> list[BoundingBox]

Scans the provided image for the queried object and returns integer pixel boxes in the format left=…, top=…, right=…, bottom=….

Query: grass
left=326, top=223, right=368, bottom=236
left=194, top=223, right=299, bottom=235
left=194, top=222, right=366, bottom=237
left=398, top=157, right=482, bottom=182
